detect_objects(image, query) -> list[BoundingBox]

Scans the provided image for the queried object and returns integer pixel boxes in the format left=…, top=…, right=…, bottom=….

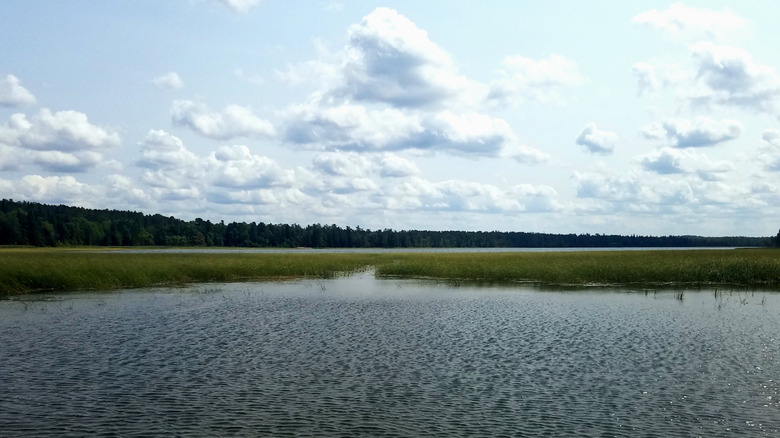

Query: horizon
left=2, top=2, right=780, bottom=237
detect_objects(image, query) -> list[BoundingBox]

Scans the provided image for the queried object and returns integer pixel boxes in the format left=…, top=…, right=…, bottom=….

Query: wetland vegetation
left=2, top=247, right=779, bottom=295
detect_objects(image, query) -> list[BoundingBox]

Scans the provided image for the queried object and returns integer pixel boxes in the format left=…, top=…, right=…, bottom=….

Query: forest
left=0, top=199, right=775, bottom=248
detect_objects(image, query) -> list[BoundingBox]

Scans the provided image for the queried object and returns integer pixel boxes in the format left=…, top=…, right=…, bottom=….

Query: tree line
left=0, top=199, right=774, bottom=248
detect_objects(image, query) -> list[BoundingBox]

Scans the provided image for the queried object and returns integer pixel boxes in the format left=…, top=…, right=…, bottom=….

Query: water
left=1, top=274, right=778, bottom=436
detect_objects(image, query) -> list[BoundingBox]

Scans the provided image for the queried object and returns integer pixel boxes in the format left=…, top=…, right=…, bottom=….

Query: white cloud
left=208, top=188, right=279, bottom=206
left=377, top=153, right=419, bottom=177
left=136, top=129, right=201, bottom=171
left=576, top=123, right=617, bottom=155
left=759, top=129, right=780, bottom=171
left=0, top=108, right=120, bottom=152
left=284, top=99, right=422, bottom=150
left=208, top=145, right=293, bottom=189
left=688, top=42, right=780, bottom=113
left=135, top=131, right=204, bottom=201
left=30, top=150, right=103, bottom=173
left=641, top=117, right=742, bottom=147
left=0, top=108, right=119, bottom=172
left=574, top=171, right=696, bottom=208
left=312, top=152, right=371, bottom=177
left=632, top=62, right=658, bottom=96
left=0, top=74, right=37, bottom=107
left=105, top=174, right=152, bottom=207
left=488, top=54, right=583, bottom=106
left=319, top=176, right=379, bottom=195
left=284, top=99, right=516, bottom=155
left=499, top=143, right=550, bottom=164
left=2, top=174, right=97, bottom=205
left=423, top=111, right=515, bottom=154
left=336, top=7, right=484, bottom=108
left=632, top=3, right=749, bottom=41
left=384, top=177, right=559, bottom=213
left=171, top=100, right=275, bottom=140
left=152, top=72, right=185, bottom=90
left=218, top=0, right=260, bottom=14
left=572, top=170, right=771, bottom=219
left=639, top=147, right=733, bottom=179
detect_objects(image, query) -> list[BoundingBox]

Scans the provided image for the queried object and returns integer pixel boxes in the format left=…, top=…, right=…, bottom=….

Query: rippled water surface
left=1, top=274, right=779, bottom=437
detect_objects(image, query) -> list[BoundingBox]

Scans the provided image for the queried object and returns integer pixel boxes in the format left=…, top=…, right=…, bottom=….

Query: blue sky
left=1, top=1, right=779, bottom=236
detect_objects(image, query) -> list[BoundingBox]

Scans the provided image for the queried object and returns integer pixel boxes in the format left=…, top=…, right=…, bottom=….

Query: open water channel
left=1, top=272, right=778, bottom=436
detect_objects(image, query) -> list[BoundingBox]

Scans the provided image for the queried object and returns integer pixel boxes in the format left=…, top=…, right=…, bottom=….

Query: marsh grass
left=1, top=248, right=779, bottom=295
left=374, top=249, right=780, bottom=288
left=0, top=249, right=382, bottom=294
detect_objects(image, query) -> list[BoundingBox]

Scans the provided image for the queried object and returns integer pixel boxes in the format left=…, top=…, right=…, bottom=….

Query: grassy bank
left=1, top=248, right=779, bottom=294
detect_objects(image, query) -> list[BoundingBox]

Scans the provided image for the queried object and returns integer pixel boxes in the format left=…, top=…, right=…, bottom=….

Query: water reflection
left=1, top=274, right=778, bottom=436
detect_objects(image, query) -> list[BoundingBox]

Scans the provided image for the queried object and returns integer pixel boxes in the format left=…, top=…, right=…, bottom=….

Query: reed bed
left=0, top=249, right=381, bottom=294
left=375, top=249, right=780, bottom=287
left=1, top=248, right=778, bottom=295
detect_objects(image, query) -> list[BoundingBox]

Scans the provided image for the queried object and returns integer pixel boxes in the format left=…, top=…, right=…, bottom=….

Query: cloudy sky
left=2, top=1, right=779, bottom=236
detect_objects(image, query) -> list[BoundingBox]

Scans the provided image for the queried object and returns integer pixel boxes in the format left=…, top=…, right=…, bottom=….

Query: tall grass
left=1, top=248, right=779, bottom=295
left=0, top=249, right=382, bottom=294
left=373, top=249, right=780, bottom=287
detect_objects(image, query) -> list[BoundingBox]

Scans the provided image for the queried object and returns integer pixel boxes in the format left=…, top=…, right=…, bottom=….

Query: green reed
left=373, top=249, right=780, bottom=287
left=1, top=248, right=778, bottom=295
left=0, top=249, right=382, bottom=294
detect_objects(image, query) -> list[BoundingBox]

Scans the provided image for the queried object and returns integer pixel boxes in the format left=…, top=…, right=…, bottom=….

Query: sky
left=1, top=1, right=780, bottom=237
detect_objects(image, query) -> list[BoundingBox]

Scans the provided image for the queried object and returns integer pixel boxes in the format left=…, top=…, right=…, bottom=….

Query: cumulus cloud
left=136, top=129, right=200, bottom=171
left=488, top=54, right=583, bottom=106
left=639, top=147, right=733, bottom=179
left=0, top=108, right=120, bottom=151
left=760, top=129, right=780, bottom=171
left=171, top=100, right=275, bottom=140
left=576, top=123, right=617, bottom=155
left=284, top=99, right=422, bottom=150
left=1, top=175, right=97, bottom=205
left=0, top=74, right=37, bottom=107
left=632, top=3, right=749, bottom=41
left=688, top=42, right=780, bottom=113
left=500, top=143, right=550, bottom=164
left=312, top=152, right=371, bottom=177
left=574, top=171, right=696, bottom=208
left=217, top=0, right=260, bottom=14
left=208, top=145, right=293, bottom=189
left=335, top=7, right=484, bottom=108
left=573, top=170, right=769, bottom=217
left=377, top=153, right=420, bottom=177
left=134, top=130, right=204, bottom=201
left=641, top=117, right=742, bottom=147
left=152, top=72, right=185, bottom=90
left=384, top=177, right=559, bottom=213
left=420, top=111, right=515, bottom=154
left=105, top=174, right=152, bottom=207
left=310, top=151, right=420, bottom=184
left=30, top=150, right=104, bottom=173
left=284, top=99, right=517, bottom=156
left=277, top=8, right=553, bottom=166
left=0, top=108, right=119, bottom=172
